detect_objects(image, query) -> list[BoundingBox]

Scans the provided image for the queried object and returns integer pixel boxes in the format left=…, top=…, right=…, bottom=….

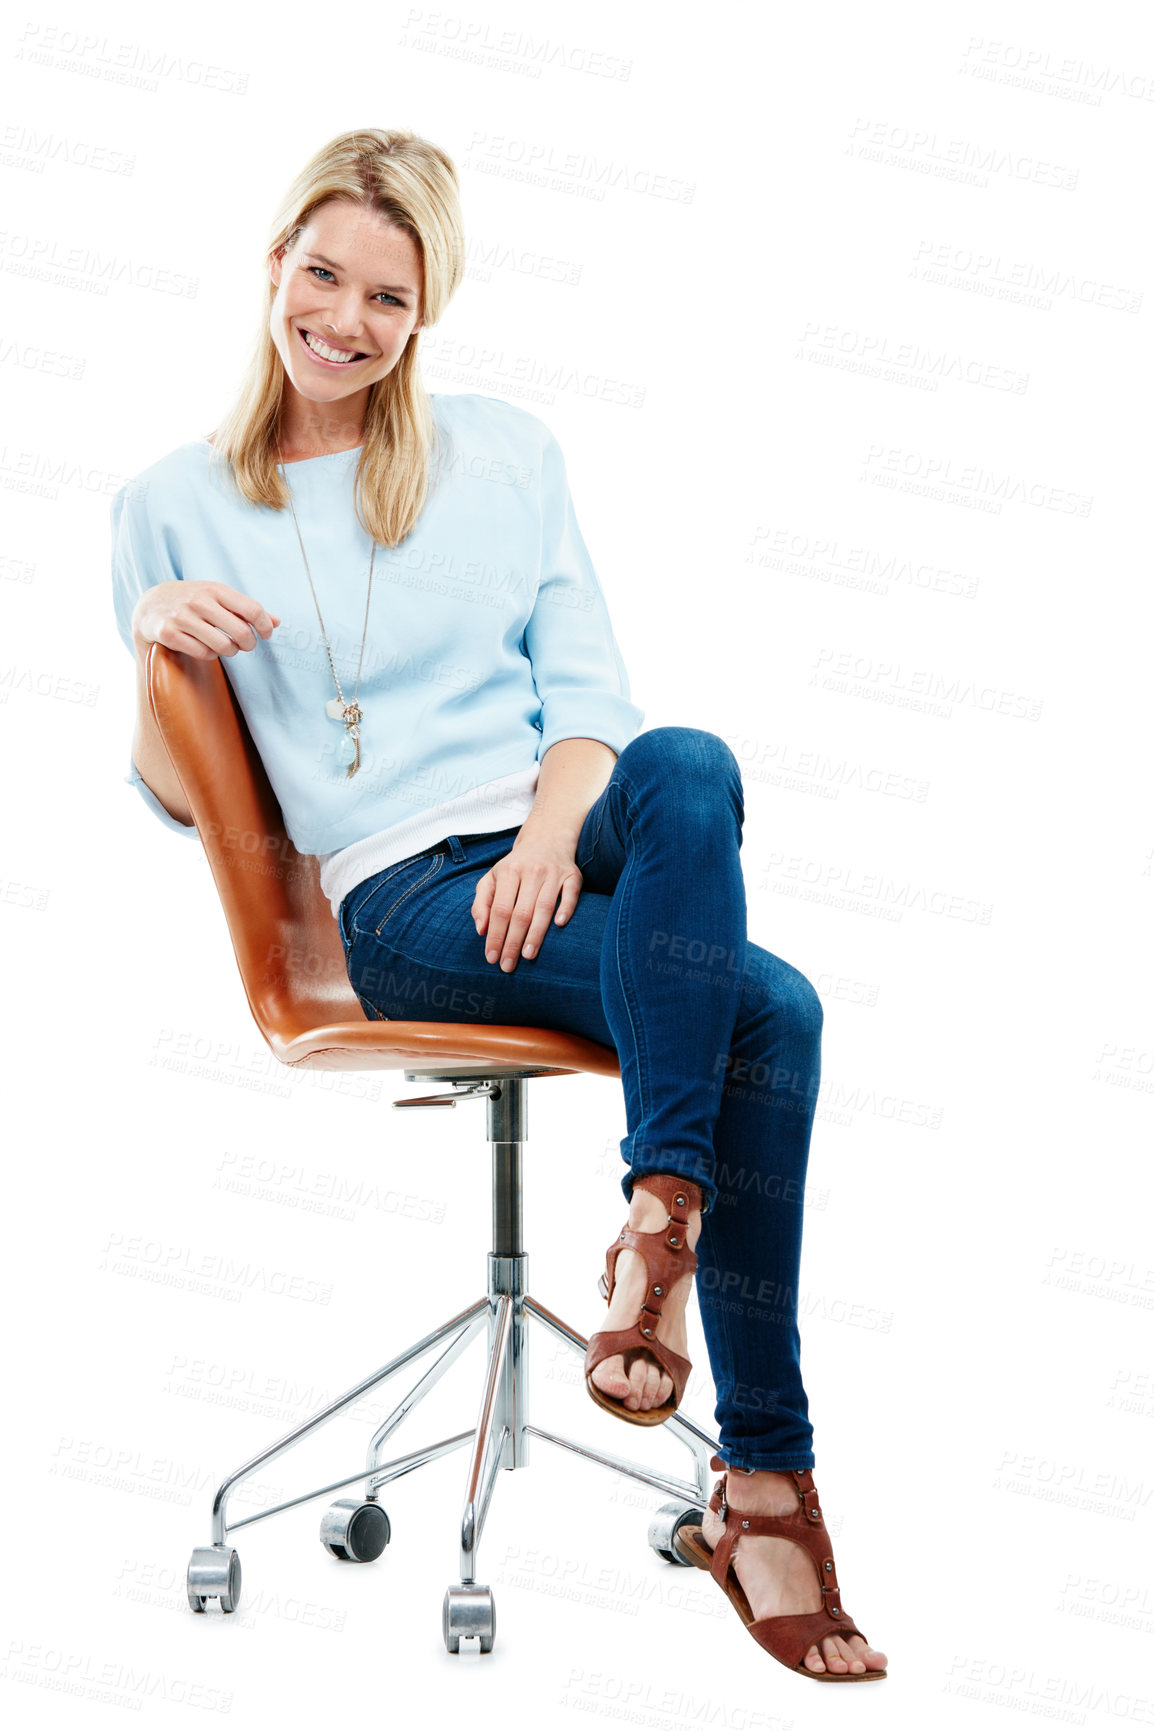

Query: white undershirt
left=317, top=762, right=541, bottom=918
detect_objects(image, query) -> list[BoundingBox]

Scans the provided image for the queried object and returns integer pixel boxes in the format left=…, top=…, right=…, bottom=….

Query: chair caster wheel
left=443, top=1584, right=495, bottom=1654
left=648, top=1500, right=702, bottom=1566
left=319, top=1498, right=391, bottom=1562
left=187, top=1545, right=242, bottom=1613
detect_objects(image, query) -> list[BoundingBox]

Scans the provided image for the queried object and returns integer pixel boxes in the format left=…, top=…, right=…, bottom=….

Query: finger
left=521, top=885, right=565, bottom=959
left=488, top=872, right=536, bottom=969
left=208, top=584, right=279, bottom=639
left=484, top=891, right=517, bottom=964
left=199, top=597, right=267, bottom=652
left=170, top=597, right=255, bottom=656
left=155, top=624, right=220, bottom=660
left=553, top=872, right=582, bottom=926
left=472, top=872, right=495, bottom=936
left=500, top=877, right=550, bottom=969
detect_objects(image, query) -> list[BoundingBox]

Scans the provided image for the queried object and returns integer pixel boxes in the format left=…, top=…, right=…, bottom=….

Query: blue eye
left=307, top=265, right=402, bottom=306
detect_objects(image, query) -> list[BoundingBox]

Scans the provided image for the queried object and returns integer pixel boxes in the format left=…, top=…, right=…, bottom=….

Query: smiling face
left=268, top=196, right=424, bottom=450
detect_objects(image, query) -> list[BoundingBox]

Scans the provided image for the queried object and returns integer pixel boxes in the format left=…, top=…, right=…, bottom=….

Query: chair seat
left=273, top=1013, right=622, bottom=1076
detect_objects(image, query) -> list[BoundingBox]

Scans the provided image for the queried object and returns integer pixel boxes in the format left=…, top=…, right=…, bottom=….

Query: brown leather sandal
left=583, top=1172, right=703, bottom=1428
left=673, top=1456, right=886, bottom=1682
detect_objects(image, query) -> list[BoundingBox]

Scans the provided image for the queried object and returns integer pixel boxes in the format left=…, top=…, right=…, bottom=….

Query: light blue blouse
left=110, top=391, right=645, bottom=856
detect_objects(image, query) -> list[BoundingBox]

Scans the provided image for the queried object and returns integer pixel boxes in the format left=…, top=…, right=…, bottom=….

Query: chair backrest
left=146, top=643, right=365, bottom=1043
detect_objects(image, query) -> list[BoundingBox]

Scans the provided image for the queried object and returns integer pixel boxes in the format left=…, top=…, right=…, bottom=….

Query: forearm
left=516, top=737, right=617, bottom=852
left=131, top=627, right=195, bottom=827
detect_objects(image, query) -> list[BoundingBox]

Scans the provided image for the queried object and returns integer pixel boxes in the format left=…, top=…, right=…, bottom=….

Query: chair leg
left=204, top=1297, right=489, bottom=1549
left=365, top=1313, right=489, bottom=1490
left=458, top=1293, right=513, bottom=1585
left=524, top=1293, right=716, bottom=1503
left=440, top=1291, right=512, bottom=1655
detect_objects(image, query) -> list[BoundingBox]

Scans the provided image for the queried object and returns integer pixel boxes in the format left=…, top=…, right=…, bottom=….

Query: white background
left=2, top=1, right=1151, bottom=1725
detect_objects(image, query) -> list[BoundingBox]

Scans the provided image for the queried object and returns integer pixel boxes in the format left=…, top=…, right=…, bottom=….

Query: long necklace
left=278, top=441, right=376, bottom=779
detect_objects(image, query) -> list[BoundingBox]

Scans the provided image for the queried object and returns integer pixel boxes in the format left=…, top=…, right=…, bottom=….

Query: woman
left=111, top=127, right=887, bottom=1683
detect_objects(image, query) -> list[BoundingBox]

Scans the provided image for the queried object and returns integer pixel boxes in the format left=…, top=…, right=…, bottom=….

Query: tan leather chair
left=146, top=644, right=716, bottom=1656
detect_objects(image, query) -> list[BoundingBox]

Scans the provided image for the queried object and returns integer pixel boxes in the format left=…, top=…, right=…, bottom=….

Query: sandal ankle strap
left=707, top=1455, right=823, bottom=1524
left=630, top=1172, right=704, bottom=1244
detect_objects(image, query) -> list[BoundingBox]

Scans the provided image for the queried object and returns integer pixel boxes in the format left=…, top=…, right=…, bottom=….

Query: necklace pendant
left=341, top=724, right=362, bottom=778
left=326, top=697, right=347, bottom=722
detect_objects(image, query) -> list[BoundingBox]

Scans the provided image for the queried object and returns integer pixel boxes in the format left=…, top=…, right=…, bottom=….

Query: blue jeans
left=337, top=727, right=822, bottom=1470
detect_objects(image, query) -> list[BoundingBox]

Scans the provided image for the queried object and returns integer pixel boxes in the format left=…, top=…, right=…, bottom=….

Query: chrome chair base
left=186, top=1071, right=719, bottom=1654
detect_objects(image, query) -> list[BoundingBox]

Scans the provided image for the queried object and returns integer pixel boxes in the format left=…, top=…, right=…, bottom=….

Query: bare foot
left=589, top=1187, right=701, bottom=1414
left=700, top=1471, right=888, bottom=1676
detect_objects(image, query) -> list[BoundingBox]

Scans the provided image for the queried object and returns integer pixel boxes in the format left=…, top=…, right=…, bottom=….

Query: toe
left=821, top=1637, right=848, bottom=1672
left=847, top=1633, right=885, bottom=1666
left=633, top=1371, right=651, bottom=1411
left=803, top=1646, right=825, bottom=1672
left=592, top=1355, right=630, bottom=1398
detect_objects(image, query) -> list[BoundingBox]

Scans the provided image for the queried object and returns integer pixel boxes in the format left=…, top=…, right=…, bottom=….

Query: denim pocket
left=369, top=851, right=445, bottom=935
left=342, top=849, right=442, bottom=941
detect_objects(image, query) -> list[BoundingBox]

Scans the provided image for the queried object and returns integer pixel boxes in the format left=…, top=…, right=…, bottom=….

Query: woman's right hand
left=131, top=580, right=281, bottom=660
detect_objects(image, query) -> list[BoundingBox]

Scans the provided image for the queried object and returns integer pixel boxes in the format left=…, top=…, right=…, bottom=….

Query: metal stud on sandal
left=583, top=1172, right=703, bottom=1428
left=672, top=1457, right=886, bottom=1681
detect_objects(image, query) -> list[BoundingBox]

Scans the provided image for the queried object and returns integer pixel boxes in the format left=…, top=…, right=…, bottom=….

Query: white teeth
left=303, top=329, right=362, bottom=363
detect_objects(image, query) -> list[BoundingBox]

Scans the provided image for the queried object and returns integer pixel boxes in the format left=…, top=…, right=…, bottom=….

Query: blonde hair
left=207, top=127, right=464, bottom=547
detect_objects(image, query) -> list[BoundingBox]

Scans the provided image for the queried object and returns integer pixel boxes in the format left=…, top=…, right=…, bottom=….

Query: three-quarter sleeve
left=523, top=430, right=645, bottom=761
left=110, top=480, right=198, bottom=838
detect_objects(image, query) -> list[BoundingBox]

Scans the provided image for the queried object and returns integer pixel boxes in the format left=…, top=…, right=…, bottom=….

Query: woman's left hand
left=472, top=830, right=583, bottom=971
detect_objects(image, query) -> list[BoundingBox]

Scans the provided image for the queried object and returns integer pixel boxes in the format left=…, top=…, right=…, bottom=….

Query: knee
left=619, top=726, right=743, bottom=810
left=742, top=949, right=824, bottom=1044
left=782, top=969, right=824, bottom=1042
